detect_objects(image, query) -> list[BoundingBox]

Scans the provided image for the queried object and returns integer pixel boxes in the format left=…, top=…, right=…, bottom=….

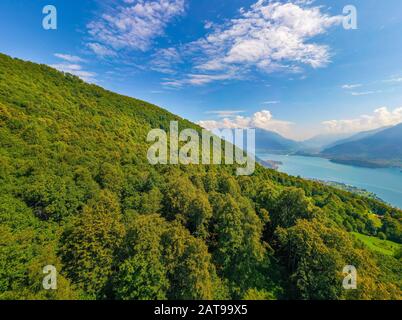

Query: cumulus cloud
left=195, top=1, right=340, bottom=71
left=199, top=110, right=293, bottom=136
left=162, top=0, right=342, bottom=87
left=87, top=0, right=186, bottom=54
left=322, top=107, right=402, bottom=134
left=85, top=0, right=342, bottom=87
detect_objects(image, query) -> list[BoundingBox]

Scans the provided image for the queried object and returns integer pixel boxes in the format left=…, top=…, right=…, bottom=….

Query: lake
left=258, top=153, right=402, bottom=209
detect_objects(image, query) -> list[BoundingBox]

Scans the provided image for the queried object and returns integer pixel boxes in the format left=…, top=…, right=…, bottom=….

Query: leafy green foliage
left=60, top=190, right=125, bottom=298
left=0, top=53, right=400, bottom=300
left=275, top=218, right=400, bottom=300
left=113, top=214, right=169, bottom=300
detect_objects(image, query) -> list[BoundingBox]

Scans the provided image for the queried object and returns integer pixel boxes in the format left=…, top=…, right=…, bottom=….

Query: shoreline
left=258, top=153, right=402, bottom=209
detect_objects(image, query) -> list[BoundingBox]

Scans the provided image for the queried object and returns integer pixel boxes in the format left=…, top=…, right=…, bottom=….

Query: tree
left=275, top=218, right=401, bottom=300
left=381, top=214, right=402, bottom=243
left=22, top=174, right=85, bottom=221
left=163, top=175, right=212, bottom=238
left=113, top=214, right=169, bottom=300
left=162, top=222, right=221, bottom=300
left=0, top=195, right=79, bottom=299
left=270, top=188, right=317, bottom=230
left=60, top=190, right=125, bottom=298
left=208, top=192, right=271, bottom=297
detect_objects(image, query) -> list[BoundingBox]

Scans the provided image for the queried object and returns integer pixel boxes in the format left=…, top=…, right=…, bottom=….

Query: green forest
left=0, top=53, right=401, bottom=300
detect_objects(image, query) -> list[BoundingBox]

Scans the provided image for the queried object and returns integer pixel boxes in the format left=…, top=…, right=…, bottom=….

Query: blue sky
left=1, top=0, right=402, bottom=140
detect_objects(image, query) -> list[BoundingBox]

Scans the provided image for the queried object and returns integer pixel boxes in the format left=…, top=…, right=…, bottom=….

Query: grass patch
left=352, top=232, right=401, bottom=256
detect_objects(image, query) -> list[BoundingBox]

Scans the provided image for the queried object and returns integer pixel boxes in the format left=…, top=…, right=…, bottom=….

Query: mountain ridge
left=321, top=123, right=402, bottom=168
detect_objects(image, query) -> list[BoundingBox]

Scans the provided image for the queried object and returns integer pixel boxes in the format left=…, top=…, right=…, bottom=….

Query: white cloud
left=262, top=101, right=280, bottom=105
left=163, top=0, right=342, bottom=87
left=322, top=107, right=402, bottom=134
left=87, top=43, right=117, bottom=58
left=205, top=110, right=245, bottom=118
left=342, top=84, right=362, bottom=89
left=351, top=90, right=382, bottom=96
left=199, top=109, right=293, bottom=137
left=54, top=53, right=86, bottom=63
left=87, top=0, right=186, bottom=53
left=85, top=0, right=341, bottom=87
left=383, top=77, right=402, bottom=83
left=194, top=1, right=341, bottom=72
left=150, top=47, right=182, bottom=74
left=162, top=70, right=241, bottom=87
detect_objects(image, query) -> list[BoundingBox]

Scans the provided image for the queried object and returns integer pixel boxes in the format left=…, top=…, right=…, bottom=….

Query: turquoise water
left=259, top=153, right=402, bottom=209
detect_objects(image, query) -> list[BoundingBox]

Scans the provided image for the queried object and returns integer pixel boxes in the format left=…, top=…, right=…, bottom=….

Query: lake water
left=258, top=153, right=402, bottom=209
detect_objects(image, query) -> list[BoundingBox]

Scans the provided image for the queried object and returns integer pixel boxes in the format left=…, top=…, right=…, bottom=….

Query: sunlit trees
left=0, top=195, right=78, bottom=299
left=162, top=221, right=219, bottom=300
left=0, top=53, right=400, bottom=300
left=163, top=175, right=212, bottom=238
left=275, top=218, right=400, bottom=300
left=113, top=214, right=169, bottom=300
left=208, top=192, right=271, bottom=297
left=60, top=190, right=125, bottom=298
left=270, top=188, right=317, bottom=230
left=114, top=215, right=224, bottom=300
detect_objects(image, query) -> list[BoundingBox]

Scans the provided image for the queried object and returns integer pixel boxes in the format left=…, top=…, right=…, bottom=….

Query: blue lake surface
left=259, top=153, right=402, bottom=209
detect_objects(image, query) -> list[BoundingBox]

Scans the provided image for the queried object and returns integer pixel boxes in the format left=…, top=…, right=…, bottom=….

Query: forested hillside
left=0, top=53, right=401, bottom=300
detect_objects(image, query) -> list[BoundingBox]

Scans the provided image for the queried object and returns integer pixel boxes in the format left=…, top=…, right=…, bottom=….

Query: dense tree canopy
left=0, top=53, right=400, bottom=300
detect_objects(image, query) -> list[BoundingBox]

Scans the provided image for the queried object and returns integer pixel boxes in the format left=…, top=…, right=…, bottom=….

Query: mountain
left=213, top=128, right=300, bottom=155
left=324, top=126, right=391, bottom=150
left=255, top=128, right=300, bottom=154
left=301, top=133, right=353, bottom=153
left=0, top=53, right=400, bottom=300
left=321, top=123, right=402, bottom=168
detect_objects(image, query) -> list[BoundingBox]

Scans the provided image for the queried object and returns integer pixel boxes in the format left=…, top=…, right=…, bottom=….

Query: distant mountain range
left=301, top=133, right=353, bottom=152
left=321, top=123, right=402, bottom=168
left=255, top=123, right=402, bottom=168
left=323, top=126, right=391, bottom=150
left=255, top=128, right=300, bottom=154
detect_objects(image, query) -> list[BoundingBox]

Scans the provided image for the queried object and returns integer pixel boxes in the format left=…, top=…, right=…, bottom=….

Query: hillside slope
left=0, top=53, right=401, bottom=300
left=255, top=128, right=300, bottom=154
left=321, top=124, right=402, bottom=168
left=324, top=127, right=390, bottom=149
left=301, top=133, right=353, bottom=153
